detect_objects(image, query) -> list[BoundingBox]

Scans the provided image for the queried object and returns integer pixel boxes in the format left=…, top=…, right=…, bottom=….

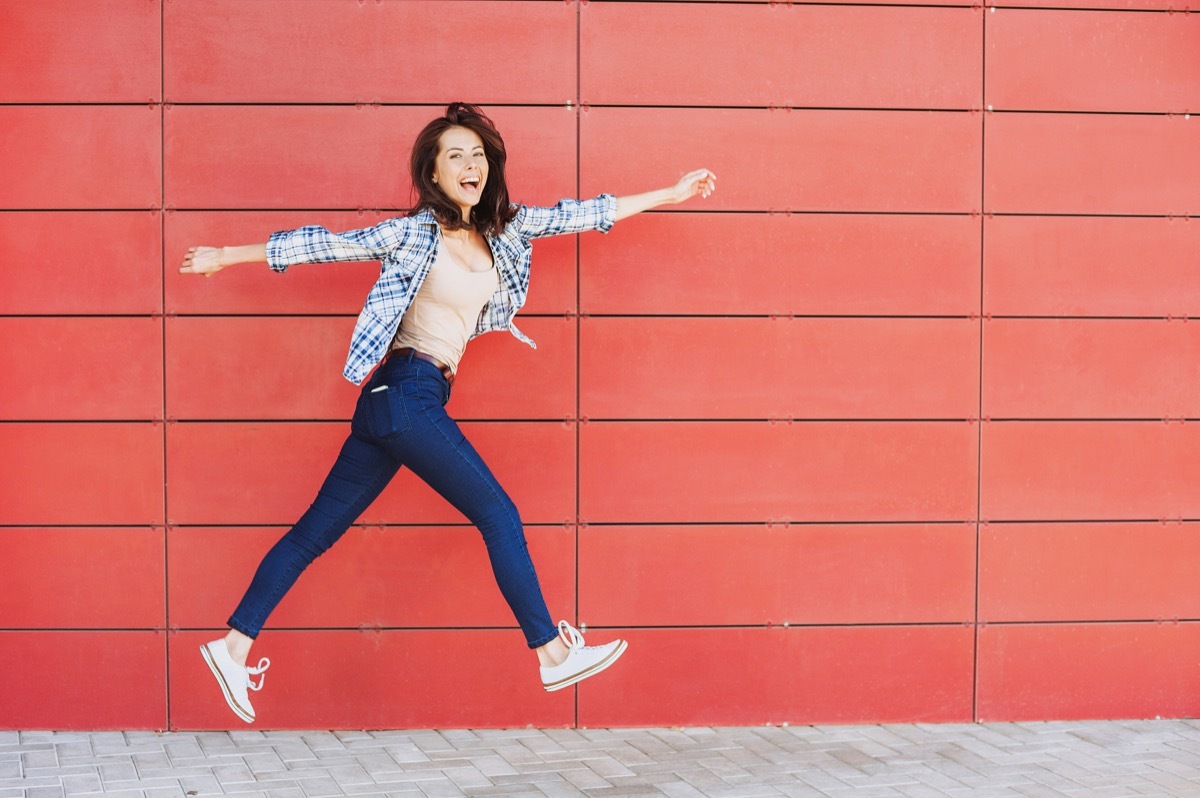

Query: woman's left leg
left=372, top=358, right=627, bottom=690
left=387, top=393, right=559, bottom=649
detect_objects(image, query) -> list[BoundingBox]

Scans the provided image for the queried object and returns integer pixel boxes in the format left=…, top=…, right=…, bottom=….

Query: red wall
left=1, top=0, right=1198, bottom=730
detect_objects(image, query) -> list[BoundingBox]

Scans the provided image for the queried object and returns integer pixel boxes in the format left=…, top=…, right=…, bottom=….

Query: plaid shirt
left=266, top=194, right=617, bottom=384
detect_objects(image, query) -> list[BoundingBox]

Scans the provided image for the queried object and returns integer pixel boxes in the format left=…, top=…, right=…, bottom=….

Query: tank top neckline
left=438, top=227, right=495, bottom=275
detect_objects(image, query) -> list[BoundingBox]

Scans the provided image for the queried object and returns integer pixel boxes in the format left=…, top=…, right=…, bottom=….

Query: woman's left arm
left=614, top=169, right=717, bottom=221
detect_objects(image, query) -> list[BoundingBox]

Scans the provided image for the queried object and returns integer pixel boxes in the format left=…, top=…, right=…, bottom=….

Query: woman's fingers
left=180, top=246, right=220, bottom=276
left=685, top=168, right=716, bottom=199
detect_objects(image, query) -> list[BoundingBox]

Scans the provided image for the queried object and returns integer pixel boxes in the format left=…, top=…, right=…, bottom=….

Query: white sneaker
left=540, top=621, right=627, bottom=692
left=199, top=639, right=270, bottom=724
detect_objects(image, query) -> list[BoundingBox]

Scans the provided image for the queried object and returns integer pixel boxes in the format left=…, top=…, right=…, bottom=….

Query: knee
left=285, top=512, right=340, bottom=561
left=477, top=498, right=526, bottom=547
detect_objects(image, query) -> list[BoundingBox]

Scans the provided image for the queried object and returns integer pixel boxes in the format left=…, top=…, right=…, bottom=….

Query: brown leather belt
left=387, top=347, right=455, bottom=386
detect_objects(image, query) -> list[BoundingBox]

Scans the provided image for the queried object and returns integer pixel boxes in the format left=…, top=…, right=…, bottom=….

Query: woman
left=181, top=102, right=716, bottom=724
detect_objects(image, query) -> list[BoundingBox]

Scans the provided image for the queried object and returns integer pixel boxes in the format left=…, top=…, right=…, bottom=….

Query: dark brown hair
left=409, top=102, right=516, bottom=237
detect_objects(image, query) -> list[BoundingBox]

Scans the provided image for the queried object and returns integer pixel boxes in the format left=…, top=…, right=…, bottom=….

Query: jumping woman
left=180, top=102, right=716, bottom=724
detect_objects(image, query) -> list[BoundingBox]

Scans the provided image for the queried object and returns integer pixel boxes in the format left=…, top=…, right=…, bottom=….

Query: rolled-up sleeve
left=513, top=194, right=617, bottom=241
left=265, top=217, right=409, bottom=273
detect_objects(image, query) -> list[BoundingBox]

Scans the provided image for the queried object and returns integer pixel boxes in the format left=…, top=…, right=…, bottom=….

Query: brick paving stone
left=213, top=763, right=257, bottom=784
left=97, top=762, right=138, bottom=782
left=26, top=788, right=66, bottom=798
left=469, top=755, right=518, bottom=779
left=145, top=788, right=186, bottom=798
left=180, top=772, right=225, bottom=794
left=580, top=758, right=634, bottom=780
left=575, top=786, right=661, bottom=797
left=297, top=775, right=346, bottom=797
left=24, top=749, right=61, bottom=768
left=61, top=774, right=104, bottom=795
left=415, top=779, right=465, bottom=798
left=0, top=776, right=61, bottom=790
left=369, top=772, right=450, bottom=787
left=489, top=772, right=567, bottom=787
left=458, top=786, right=536, bottom=797
left=697, top=785, right=784, bottom=798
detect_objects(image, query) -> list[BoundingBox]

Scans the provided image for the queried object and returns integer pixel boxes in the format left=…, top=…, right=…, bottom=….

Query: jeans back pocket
left=364, top=384, right=412, bottom=438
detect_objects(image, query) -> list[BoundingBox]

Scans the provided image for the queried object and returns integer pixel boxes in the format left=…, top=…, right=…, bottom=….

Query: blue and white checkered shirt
left=266, top=194, right=618, bottom=384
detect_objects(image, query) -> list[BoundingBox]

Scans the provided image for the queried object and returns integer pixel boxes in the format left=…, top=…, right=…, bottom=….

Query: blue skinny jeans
left=227, top=353, right=560, bottom=649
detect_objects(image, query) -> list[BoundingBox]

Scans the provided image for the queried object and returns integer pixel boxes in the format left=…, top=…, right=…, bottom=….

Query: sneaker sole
left=199, top=644, right=255, bottom=724
left=542, top=639, right=628, bottom=692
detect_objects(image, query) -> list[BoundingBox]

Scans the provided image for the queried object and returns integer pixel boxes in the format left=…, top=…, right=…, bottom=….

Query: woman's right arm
left=179, top=217, right=409, bottom=277
left=180, top=243, right=267, bottom=277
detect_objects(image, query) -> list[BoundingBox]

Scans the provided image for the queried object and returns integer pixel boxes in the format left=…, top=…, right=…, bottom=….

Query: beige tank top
left=391, top=232, right=500, bottom=373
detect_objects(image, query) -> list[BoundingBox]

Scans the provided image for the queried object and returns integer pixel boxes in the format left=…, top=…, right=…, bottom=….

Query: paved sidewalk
left=5, top=721, right=1200, bottom=798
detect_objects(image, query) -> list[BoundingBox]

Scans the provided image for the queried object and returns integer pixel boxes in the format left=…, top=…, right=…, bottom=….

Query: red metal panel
left=581, top=108, right=982, bottom=212
left=645, top=0, right=965, bottom=5
left=582, top=213, right=980, bottom=316
left=0, top=107, right=161, bottom=209
left=166, top=422, right=574, bottom=525
left=0, top=212, right=161, bottom=315
left=984, top=216, right=1200, bottom=317
left=980, top=522, right=1200, bottom=623
left=164, top=211, right=577, bottom=315
left=448, top=317, right=576, bottom=420
left=0, top=423, right=163, bottom=525
left=988, top=11, right=1200, bottom=113
left=0, top=632, right=166, bottom=730
left=0, top=0, right=160, bottom=102
left=165, top=0, right=574, bottom=103
left=986, top=113, right=1200, bottom=215
left=984, top=319, right=1200, bottom=419
left=580, top=421, right=978, bottom=523
left=165, top=316, right=574, bottom=421
left=165, top=106, right=576, bottom=210
left=581, top=317, right=978, bottom=420
left=0, top=318, right=162, bottom=420
left=577, top=627, right=974, bottom=727
left=981, top=422, right=1200, bottom=521
left=976, top=623, right=1200, bottom=722
left=991, top=0, right=1178, bottom=12
left=168, top=629, right=572, bottom=730
left=166, top=316, right=359, bottom=420
left=167, top=526, right=574, bottom=631
left=583, top=4, right=979, bottom=108
left=578, top=524, right=975, bottom=626
left=0, top=529, right=164, bottom=629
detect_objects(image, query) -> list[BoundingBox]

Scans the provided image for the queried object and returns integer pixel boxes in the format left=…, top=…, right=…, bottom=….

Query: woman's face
left=432, top=126, right=488, bottom=220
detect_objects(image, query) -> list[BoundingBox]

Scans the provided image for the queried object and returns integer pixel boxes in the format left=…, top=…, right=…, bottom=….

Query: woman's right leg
left=226, top=431, right=401, bottom=650
left=201, top=426, right=399, bottom=723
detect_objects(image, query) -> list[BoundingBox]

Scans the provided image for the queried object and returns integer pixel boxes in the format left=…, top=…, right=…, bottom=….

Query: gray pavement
left=5, top=721, right=1200, bottom=798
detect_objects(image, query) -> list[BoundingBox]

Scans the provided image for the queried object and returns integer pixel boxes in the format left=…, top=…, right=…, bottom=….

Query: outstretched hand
left=670, top=169, right=717, bottom=204
left=180, top=246, right=225, bottom=277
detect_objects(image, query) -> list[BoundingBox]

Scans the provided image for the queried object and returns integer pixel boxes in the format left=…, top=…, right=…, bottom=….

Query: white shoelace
left=557, top=621, right=585, bottom=651
left=246, top=658, right=271, bottom=692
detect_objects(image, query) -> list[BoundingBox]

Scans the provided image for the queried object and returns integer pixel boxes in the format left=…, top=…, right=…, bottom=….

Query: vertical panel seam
left=974, top=1, right=987, bottom=724
left=574, top=0, right=583, bottom=730
left=159, top=0, right=170, bottom=732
